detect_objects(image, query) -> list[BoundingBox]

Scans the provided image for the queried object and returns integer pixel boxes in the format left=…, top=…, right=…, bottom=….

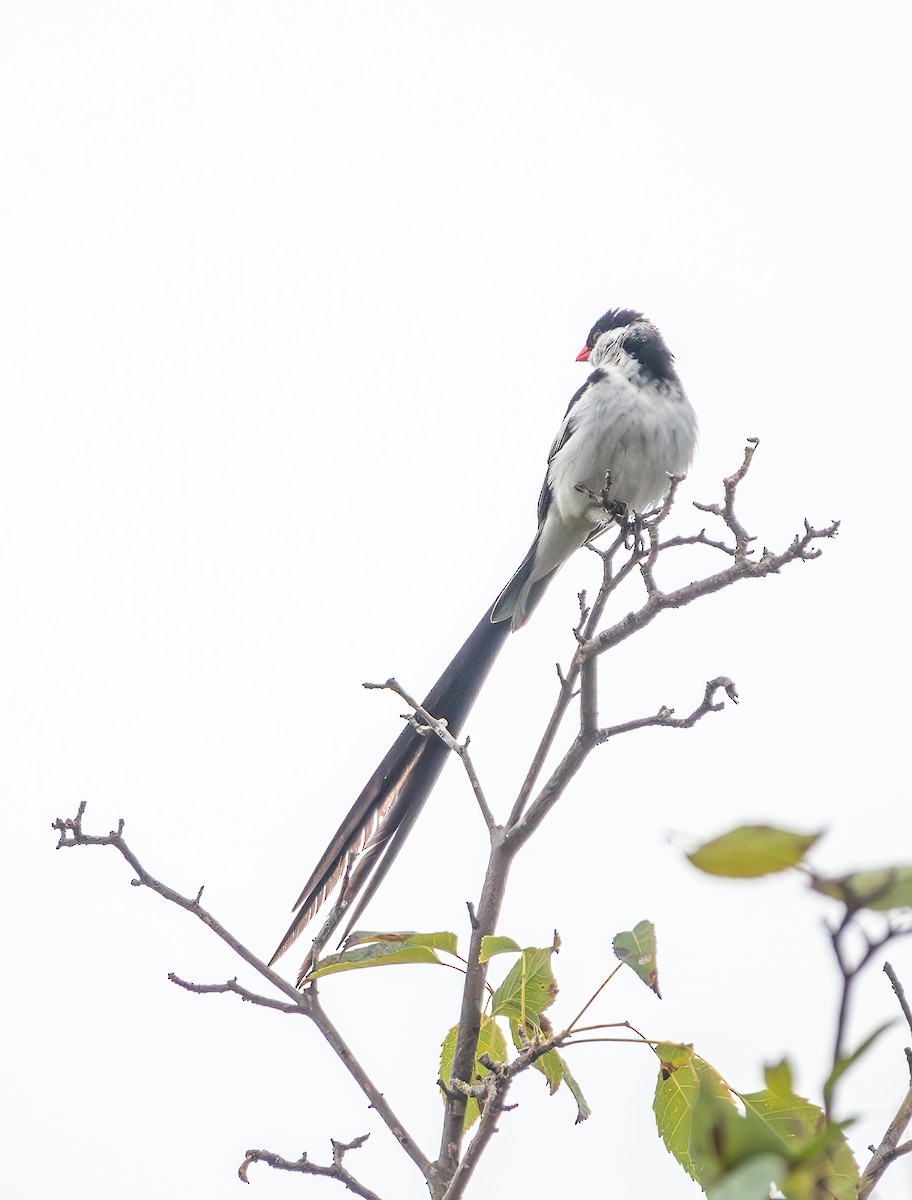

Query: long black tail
left=269, top=606, right=510, bottom=977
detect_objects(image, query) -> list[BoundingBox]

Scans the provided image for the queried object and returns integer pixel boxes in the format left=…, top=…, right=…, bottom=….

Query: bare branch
left=638, top=474, right=685, bottom=594
left=573, top=590, right=591, bottom=641
left=859, top=1082, right=912, bottom=1199
left=885, top=961, right=912, bottom=1038
left=658, top=529, right=736, bottom=556
left=364, top=678, right=497, bottom=833
left=452, top=736, right=496, bottom=834
left=506, top=671, right=580, bottom=828
left=583, top=524, right=643, bottom=635
left=441, top=1037, right=558, bottom=1200
left=168, top=973, right=304, bottom=1013
left=505, top=441, right=833, bottom=832
left=53, top=802, right=305, bottom=1006
left=431, top=447, right=837, bottom=1190
left=239, top=1136, right=383, bottom=1199
left=52, top=803, right=431, bottom=1180
left=598, top=677, right=739, bottom=742
left=434, top=833, right=512, bottom=1188
left=506, top=525, right=647, bottom=828
left=692, top=436, right=760, bottom=556
left=54, top=440, right=842, bottom=1200
left=511, top=677, right=738, bottom=849
left=560, top=968, right=624, bottom=1035
left=305, top=990, right=431, bottom=1176
left=579, top=652, right=599, bottom=736
left=826, top=918, right=911, bottom=1117
left=586, top=519, right=839, bottom=666
left=555, top=1035, right=663, bottom=1048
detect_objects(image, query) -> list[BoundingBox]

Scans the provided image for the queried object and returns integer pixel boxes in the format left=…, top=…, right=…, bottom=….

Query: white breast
left=547, top=368, right=698, bottom=523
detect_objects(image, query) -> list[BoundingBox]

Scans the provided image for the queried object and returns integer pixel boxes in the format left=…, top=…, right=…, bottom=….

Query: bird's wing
left=535, top=373, right=600, bottom=524
left=491, top=371, right=606, bottom=627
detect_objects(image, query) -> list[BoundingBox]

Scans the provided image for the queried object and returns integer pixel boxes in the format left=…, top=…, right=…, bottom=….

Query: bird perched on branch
left=271, top=307, right=698, bottom=983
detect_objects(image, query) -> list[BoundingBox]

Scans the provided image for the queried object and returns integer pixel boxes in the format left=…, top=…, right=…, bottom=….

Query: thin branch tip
left=240, top=1140, right=381, bottom=1199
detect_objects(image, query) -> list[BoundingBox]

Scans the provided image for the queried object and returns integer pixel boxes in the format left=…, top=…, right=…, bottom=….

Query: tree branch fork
left=52, top=440, right=840, bottom=1199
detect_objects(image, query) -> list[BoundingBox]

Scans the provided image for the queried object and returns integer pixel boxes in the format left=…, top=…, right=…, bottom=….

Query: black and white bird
left=271, top=308, right=698, bottom=982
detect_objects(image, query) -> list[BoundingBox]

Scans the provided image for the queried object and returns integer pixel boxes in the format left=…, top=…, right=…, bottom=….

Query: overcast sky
left=3, top=3, right=911, bottom=1197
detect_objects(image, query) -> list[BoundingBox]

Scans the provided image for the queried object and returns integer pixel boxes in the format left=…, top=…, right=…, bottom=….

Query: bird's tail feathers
left=491, top=536, right=557, bottom=629
left=269, top=607, right=510, bottom=978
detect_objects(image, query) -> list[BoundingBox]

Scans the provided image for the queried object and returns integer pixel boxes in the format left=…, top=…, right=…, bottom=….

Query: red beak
left=575, top=346, right=590, bottom=362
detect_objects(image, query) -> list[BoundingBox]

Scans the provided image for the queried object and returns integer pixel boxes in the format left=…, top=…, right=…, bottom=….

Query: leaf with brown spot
left=613, top=919, right=661, bottom=997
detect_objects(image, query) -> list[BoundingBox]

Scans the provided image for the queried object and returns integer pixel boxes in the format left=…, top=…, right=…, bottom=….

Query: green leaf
left=439, top=1015, right=508, bottom=1130
left=782, top=1132, right=864, bottom=1200
left=811, top=866, right=912, bottom=912
left=653, top=1044, right=737, bottom=1182
left=736, top=1069, right=859, bottom=1200
left=739, top=1080, right=822, bottom=1148
left=490, top=947, right=559, bottom=1029
left=763, top=1058, right=794, bottom=1098
left=307, top=942, right=441, bottom=978
left=654, top=1042, right=699, bottom=1180
left=823, top=1020, right=895, bottom=1111
left=656, top=1052, right=859, bottom=1198
left=688, top=1075, right=787, bottom=1191
left=342, top=929, right=458, bottom=954
left=782, top=1126, right=860, bottom=1200
left=706, top=1153, right=789, bottom=1200
left=613, top=919, right=661, bottom=997
left=479, top=935, right=521, bottom=962
left=559, top=1054, right=592, bottom=1124
left=511, top=1023, right=591, bottom=1124
left=687, top=825, right=822, bottom=877
left=531, top=1044, right=564, bottom=1094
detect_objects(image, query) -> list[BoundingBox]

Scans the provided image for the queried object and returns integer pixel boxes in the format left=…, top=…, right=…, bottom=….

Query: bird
left=270, top=308, right=698, bottom=983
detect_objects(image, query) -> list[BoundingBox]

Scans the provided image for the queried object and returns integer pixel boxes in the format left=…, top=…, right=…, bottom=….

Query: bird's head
left=576, top=308, right=676, bottom=382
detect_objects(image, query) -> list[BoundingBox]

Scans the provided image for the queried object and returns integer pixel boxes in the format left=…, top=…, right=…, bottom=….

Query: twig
left=597, top=677, right=739, bottom=741
left=433, top=831, right=513, bottom=1193
left=365, top=678, right=497, bottom=833
left=506, top=527, right=645, bottom=827
left=52, top=803, right=431, bottom=1179
left=639, top=474, right=684, bottom=594
left=436, top=448, right=837, bottom=1187
left=53, top=802, right=305, bottom=1006
left=859, top=1084, right=912, bottom=1199
left=826, top=914, right=909, bottom=1116
left=168, top=974, right=305, bottom=1013
left=505, top=442, right=833, bottom=832
left=294, top=675, right=499, bottom=984
left=587, top=520, right=839, bottom=664
left=239, top=1135, right=383, bottom=1199
left=557, top=1035, right=662, bottom=1048
left=54, top=440, right=843, bottom=1200
left=583, top=524, right=645, bottom=637
left=441, top=1036, right=561, bottom=1200
left=658, top=529, right=736, bottom=556
left=692, top=436, right=759, bottom=557
left=885, top=961, right=912, bottom=1037
left=511, top=677, right=738, bottom=849
left=562, top=1023, right=654, bottom=1039
left=560, top=967, right=624, bottom=1035
left=579, top=652, right=598, bottom=736
left=858, top=964, right=912, bottom=1197
left=305, top=990, right=431, bottom=1175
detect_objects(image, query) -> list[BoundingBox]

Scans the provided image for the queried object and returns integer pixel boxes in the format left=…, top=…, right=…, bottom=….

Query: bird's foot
left=623, top=511, right=647, bottom=554
left=575, top=471, right=627, bottom=527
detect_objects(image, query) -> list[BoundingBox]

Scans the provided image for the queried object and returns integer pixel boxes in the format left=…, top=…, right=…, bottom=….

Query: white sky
left=3, top=2, right=911, bottom=1197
